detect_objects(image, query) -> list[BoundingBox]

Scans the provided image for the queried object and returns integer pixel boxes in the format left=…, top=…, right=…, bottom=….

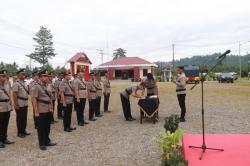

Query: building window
left=115, top=70, right=121, bottom=78
left=143, top=69, right=148, bottom=76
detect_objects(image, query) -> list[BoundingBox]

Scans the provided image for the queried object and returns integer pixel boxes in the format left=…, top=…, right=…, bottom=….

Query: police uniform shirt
left=121, top=86, right=138, bottom=99
left=0, top=84, right=12, bottom=112
left=73, top=77, right=87, bottom=99
left=59, top=79, right=73, bottom=104
left=28, top=79, right=38, bottom=94
left=12, top=79, right=29, bottom=107
left=31, top=83, right=51, bottom=113
left=47, top=80, right=56, bottom=101
left=94, top=80, right=102, bottom=97
left=54, top=78, right=62, bottom=97
left=176, top=73, right=187, bottom=95
left=86, top=80, right=97, bottom=100
left=103, top=78, right=111, bottom=94
left=144, top=79, right=157, bottom=95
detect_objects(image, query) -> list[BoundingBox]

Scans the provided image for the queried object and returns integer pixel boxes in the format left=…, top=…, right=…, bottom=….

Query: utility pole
left=172, top=43, right=175, bottom=81
left=97, top=49, right=104, bottom=64
left=239, top=41, right=241, bottom=78
left=248, top=56, right=250, bottom=80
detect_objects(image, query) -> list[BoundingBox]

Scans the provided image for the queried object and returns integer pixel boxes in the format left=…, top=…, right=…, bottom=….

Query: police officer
left=103, top=72, right=111, bottom=113
left=29, top=70, right=39, bottom=129
left=172, top=66, right=187, bottom=122
left=54, top=72, right=63, bottom=119
left=0, top=70, right=14, bottom=148
left=144, top=73, right=158, bottom=97
left=87, top=72, right=97, bottom=121
left=120, top=83, right=145, bottom=121
left=94, top=73, right=103, bottom=117
left=59, top=71, right=76, bottom=132
left=12, top=69, right=31, bottom=138
left=72, top=69, right=88, bottom=126
left=31, top=69, right=56, bottom=150
left=48, top=72, right=57, bottom=124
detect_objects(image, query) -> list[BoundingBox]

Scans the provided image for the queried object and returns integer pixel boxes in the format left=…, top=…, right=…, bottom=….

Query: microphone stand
left=189, top=55, right=226, bottom=160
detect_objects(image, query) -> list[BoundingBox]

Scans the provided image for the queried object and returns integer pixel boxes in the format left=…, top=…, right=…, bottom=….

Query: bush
left=164, top=114, right=180, bottom=133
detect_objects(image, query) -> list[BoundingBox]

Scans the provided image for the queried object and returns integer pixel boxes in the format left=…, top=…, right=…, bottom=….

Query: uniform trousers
left=95, top=96, right=101, bottom=116
left=57, top=99, right=62, bottom=118
left=120, top=94, right=132, bottom=119
left=0, top=111, right=10, bottom=142
left=37, top=112, right=51, bottom=146
left=89, top=99, right=97, bottom=120
left=177, top=94, right=186, bottom=119
left=103, top=93, right=110, bottom=112
left=16, top=106, right=28, bottom=134
left=74, top=98, right=86, bottom=124
left=62, top=104, right=73, bottom=130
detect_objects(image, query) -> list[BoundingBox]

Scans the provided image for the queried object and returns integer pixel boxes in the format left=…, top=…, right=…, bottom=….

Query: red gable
left=99, top=57, right=156, bottom=67
left=68, top=52, right=92, bottom=64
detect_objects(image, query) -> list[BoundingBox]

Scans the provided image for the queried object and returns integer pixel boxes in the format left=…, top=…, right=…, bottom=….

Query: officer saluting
left=87, top=72, right=97, bottom=121
left=103, top=72, right=111, bottom=113
left=94, top=73, right=103, bottom=117
left=54, top=72, right=63, bottom=119
left=29, top=70, right=39, bottom=129
left=31, top=69, right=56, bottom=150
left=59, top=71, right=76, bottom=132
left=0, top=70, right=14, bottom=148
left=172, top=66, right=187, bottom=122
left=72, top=69, right=88, bottom=126
left=12, top=69, right=31, bottom=138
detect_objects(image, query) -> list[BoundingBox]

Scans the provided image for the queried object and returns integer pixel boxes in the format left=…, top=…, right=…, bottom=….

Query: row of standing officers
left=0, top=68, right=111, bottom=150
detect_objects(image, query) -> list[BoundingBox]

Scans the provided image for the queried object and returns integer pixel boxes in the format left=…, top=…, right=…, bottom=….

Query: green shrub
left=164, top=114, right=180, bottom=133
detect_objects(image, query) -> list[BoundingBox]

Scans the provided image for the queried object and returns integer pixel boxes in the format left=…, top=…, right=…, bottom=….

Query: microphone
left=217, top=50, right=231, bottom=59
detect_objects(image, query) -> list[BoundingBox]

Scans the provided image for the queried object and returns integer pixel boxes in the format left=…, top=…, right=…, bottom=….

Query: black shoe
left=40, top=146, right=47, bottom=150
left=24, top=131, right=31, bottom=136
left=0, top=142, right=5, bottom=148
left=104, top=110, right=111, bottom=113
left=70, top=127, right=76, bottom=130
left=84, top=121, right=89, bottom=125
left=3, top=139, right=14, bottom=144
left=126, top=118, right=133, bottom=121
left=17, top=133, right=26, bottom=138
left=131, top=117, right=136, bottom=121
left=89, top=118, right=97, bottom=121
left=96, top=114, right=103, bottom=117
left=180, top=118, right=186, bottom=122
left=47, top=142, right=57, bottom=146
left=78, top=123, right=84, bottom=126
left=64, top=128, right=72, bottom=132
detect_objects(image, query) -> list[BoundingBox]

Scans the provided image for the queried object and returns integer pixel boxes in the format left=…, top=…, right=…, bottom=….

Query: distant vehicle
left=218, top=73, right=234, bottom=83
left=184, top=66, right=200, bottom=84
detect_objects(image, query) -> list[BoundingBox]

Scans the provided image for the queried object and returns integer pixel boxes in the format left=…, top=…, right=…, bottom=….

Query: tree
left=113, top=48, right=127, bottom=60
left=26, top=26, right=56, bottom=66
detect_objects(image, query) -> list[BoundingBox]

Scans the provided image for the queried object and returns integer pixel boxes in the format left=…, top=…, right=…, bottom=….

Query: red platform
left=183, top=134, right=250, bottom=166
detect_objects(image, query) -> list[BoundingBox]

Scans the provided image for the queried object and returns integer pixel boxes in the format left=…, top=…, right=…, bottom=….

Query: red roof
left=68, top=52, right=92, bottom=64
left=99, top=57, right=156, bottom=67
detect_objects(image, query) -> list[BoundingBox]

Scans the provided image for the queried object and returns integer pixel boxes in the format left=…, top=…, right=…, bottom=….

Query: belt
left=79, top=88, right=86, bottom=90
left=0, top=99, right=9, bottom=102
left=37, top=99, right=50, bottom=104
left=90, top=90, right=96, bottom=93
left=96, top=89, right=102, bottom=91
left=125, top=89, right=130, bottom=95
left=147, top=87, right=154, bottom=90
left=64, top=94, right=73, bottom=97
left=176, top=89, right=186, bottom=92
left=17, top=96, right=28, bottom=100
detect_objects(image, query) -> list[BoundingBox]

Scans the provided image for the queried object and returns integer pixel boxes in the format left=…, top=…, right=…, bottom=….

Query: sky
left=0, top=0, right=250, bottom=69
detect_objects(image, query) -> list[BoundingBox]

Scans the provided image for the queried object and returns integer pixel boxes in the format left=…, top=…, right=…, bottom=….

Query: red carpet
left=183, top=134, right=250, bottom=166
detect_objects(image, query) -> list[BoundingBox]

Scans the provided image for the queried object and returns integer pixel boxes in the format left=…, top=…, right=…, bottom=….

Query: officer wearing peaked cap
left=48, top=72, right=57, bottom=124
left=31, top=69, right=56, bottom=150
left=54, top=72, right=64, bottom=119
left=12, top=69, right=31, bottom=138
left=0, top=70, right=14, bottom=148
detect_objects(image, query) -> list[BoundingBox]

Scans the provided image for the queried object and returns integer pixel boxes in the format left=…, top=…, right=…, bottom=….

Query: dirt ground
left=0, top=81, right=249, bottom=166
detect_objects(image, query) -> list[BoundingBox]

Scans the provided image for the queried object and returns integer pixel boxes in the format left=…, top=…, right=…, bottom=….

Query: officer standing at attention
left=59, top=71, right=76, bottom=132
left=54, top=72, right=63, bottom=119
left=144, top=73, right=158, bottom=97
left=48, top=72, right=57, bottom=124
left=87, top=72, right=97, bottom=121
left=12, top=69, right=31, bottom=138
left=31, top=69, right=56, bottom=150
left=72, top=69, right=88, bottom=126
left=29, top=70, right=39, bottom=129
left=172, top=66, right=187, bottom=122
left=103, top=72, right=111, bottom=113
left=94, top=73, right=103, bottom=117
left=0, top=70, right=14, bottom=148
